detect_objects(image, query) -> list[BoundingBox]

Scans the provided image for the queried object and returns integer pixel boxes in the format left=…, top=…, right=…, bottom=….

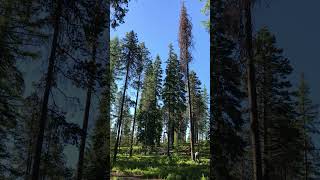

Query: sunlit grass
left=112, top=146, right=209, bottom=179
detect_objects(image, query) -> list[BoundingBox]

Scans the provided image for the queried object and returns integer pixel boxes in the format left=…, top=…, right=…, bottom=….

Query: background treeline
left=110, top=17, right=209, bottom=162
left=0, top=0, right=130, bottom=179
left=211, top=0, right=320, bottom=180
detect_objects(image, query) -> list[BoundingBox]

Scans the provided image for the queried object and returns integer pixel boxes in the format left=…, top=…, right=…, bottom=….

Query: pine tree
left=30, top=0, right=83, bottom=178
left=113, top=31, right=140, bottom=162
left=10, top=91, right=81, bottom=179
left=297, top=73, right=319, bottom=180
left=0, top=0, right=40, bottom=175
left=137, top=56, right=162, bottom=152
left=254, top=28, right=304, bottom=179
left=199, top=85, right=209, bottom=141
left=129, top=42, right=150, bottom=156
left=75, top=1, right=109, bottom=179
left=189, top=71, right=202, bottom=144
left=211, top=0, right=245, bottom=178
left=163, top=44, right=186, bottom=155
left=152, top=55, right=163, bottom=147
left=243, top=0, right=263, bottom=178
left=178, top=1, right=195, bottom=161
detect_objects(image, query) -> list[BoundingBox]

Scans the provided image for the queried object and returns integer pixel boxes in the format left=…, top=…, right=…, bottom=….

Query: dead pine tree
left=178, top=1, right=195, bottom=161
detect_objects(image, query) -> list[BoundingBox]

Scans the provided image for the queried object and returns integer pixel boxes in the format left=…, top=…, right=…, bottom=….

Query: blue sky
left=111, top=0, right=210, bottom=95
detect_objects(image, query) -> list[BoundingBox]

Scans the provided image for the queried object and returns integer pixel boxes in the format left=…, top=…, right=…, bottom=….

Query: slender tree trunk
left=209, top=1, right=214, bottom=174
left=25, top=113, right=36, bottom=180
left=105, top=2, right=110, bottom=177
left=263, top=61, right=270, bottom=180
left=118, top=121, right=124, bottom=152
left=171, top=111, right=175, bottom=149
left=76, top=86, right=92, bottom=180
left=302, top=99, right=308, bottom=180
left=42, top=125, right=53, bottom=180
left=167, top=109, right=171, bottom=157
left=31, top=1, right=61, bottom=179
left=187, top=63, right=195, bottom=160
left=174, top=129, right=178, bottom=148
left=113, top=57, right=131, bottom=162
left=129, top=75, right=141, bottom=157
left=76, top=44, right=97, bottom=180
left=244, top=2, right=263, bottom=180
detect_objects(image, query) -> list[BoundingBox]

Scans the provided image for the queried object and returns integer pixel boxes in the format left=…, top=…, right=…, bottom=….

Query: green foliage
left=163, top=44, right=186, bottom=149
left=254, top=27, right=304, bottom=179
left=112, top=153, right=209, bottom=179
left=211, top=0, right=245, bottom=178
left=136, top=55, right=163, bottom=148
left=111, top=0, right=130, bottom=28
left=200, top=0, right=210, bottom=30
left=189, top=71, right=209, bottom=143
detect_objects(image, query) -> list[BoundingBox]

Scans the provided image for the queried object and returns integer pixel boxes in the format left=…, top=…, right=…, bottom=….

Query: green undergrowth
left=112, top=148, right=209, bottom=179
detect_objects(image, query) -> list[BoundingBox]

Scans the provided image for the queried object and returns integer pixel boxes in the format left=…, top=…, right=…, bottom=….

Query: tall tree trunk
left=174, top=129, right=178, bottom=148
left=244, top=2, right=263, bottom=180
left=113, top=57, right=131, bottom=162
left=302, top=90, right=308, bottom=180
left=31, top=1, right=62, bottom=179
left=129, top=75, right=141, bottom=157
left=25, top=113, right=36, bottom=180
left=167, top=109, right=171, bottom=157
left=42, top=125, right=53, bottom=180
left=76, top=86, right=92, bottom=180
left=118, top=120, right=124, bottom=152
left=263, top=60, right=270, bottom=180
left=171, top=111, right=175, bottom=149
left=105, top=3, right=110, bottom=177
left=76, top=43, right=96, bottom=180
left=187, top=63, right=195, bottom=161
left=209, top=0, right=214, bottom=175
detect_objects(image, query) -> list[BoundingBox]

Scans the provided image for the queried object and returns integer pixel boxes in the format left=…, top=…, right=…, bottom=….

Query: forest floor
left=111, top=145, right=209, bottom=179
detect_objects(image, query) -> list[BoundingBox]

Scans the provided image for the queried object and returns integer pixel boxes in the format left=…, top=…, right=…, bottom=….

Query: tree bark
left=76, top=85, right=93, bottom=180
left=244, top=2, right=263, bottom=180
left=129, top=74, right=141, bottom=157
left=31, top=1, right=61, bottom=179
left=76, top=41, right=97, bottom=180
left=25, top=112, right=36, bottom=180
left=187, top=62, right=195, bottom=161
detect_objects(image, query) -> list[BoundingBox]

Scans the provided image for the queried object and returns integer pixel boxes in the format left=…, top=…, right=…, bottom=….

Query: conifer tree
left=211, top=0, right=245, bottom=178
left=199, top=85, right=209, bottom=141
left=243, top=0, right=263, bottom=178
left=30, top=1, right=83, bottom=178
left=0, top=0, right=41, bottom=175
left=178, top=1, right=195, bottom=160
left=163, top=44, right=186, bottom=154
left=129, top=42, right=150, bottom=156
left=113, top=31, right=140, bottom=162
left=189, top=71, right=202, bottom=144
left=297, top=73, right=319, bottom=180
left=254, top=28, right=304, bottom=179
left=137, top=56, right=163, bottom=152
left=74, top=1, right=109, bottom=179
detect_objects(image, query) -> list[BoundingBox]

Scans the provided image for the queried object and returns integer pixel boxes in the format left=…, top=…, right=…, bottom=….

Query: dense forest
left=110, top=2, right=210, bottom=179
left=0, top=0, right=129, bottom=179
left=1, top=0, right=320, bottom=180
left=0, top=0, right=210, bottom=179
left=211, top=0, right=320, bottom=180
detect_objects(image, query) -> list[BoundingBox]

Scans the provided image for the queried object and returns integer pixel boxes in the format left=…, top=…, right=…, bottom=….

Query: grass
left=112, top=145, right=209, bottom=179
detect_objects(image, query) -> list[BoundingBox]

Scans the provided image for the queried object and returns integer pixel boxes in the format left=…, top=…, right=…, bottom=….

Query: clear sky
left=111, top=0, right=210, bottom=94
